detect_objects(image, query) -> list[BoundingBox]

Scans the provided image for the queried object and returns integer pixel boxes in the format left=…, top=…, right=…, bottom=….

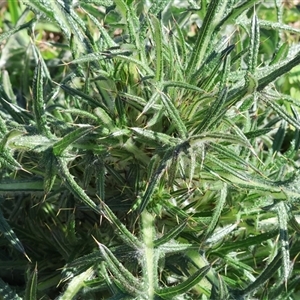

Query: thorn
left=91, top=235, right=101, bottom=249
left=24, top=252, right=32, bottom=263
left=20, top=167, right=32, bottom=174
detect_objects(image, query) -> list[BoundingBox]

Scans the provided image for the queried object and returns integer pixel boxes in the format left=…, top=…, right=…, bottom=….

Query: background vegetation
left=1, top=0, right=300, bottom=299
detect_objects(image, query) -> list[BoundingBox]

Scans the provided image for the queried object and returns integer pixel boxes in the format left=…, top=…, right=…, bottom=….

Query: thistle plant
left=1, top=0, right=300, bottom=299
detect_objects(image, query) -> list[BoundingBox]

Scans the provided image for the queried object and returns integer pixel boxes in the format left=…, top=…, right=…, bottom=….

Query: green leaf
left=208, top=143, right=262, bottom=175
left=270, top=42, right=289, bottom=66
left=0, top=86, right=32, bottom=124
left=160, top=92, right=187, bottom=138
left=272, top=120, right=286, bottom=153
left=244, top=127, right=272, bottom=139
left=214, top=230, right=278, bottom=254
left=96, top=159, right=105, bottom=201
left=248, top=12, right=260, bottom=74
left=189, top=132, right=253, bottom=149
left=7, top=1, right=21, bottom=25
left=0, top=18, right=35, bottom=43
left=32, top=61, right=51, bottom=137
left=162, top=81, right=207, bottom=94
left=0, top=278, right=22, bottom=300
left=217, top=0, right=257, bottom=29
left=42, top=149, right=58, bottom=194
left=186, top=0, right=228, bottom=80
left=258, top=20, right=300, bottom=34
left=258, top=52, right=300, bottom=91
left=154, top=220, right=187, bottom=247
left=135, top=152, right=169, bottom=212
left=81, top=0, right=113, bottom=5
left=56, top=157, right=100, bottom=214
left=0, top=130, right=27, bottom=171
left=262, top=96, right=300, bottom=130
left=240, top=252, right=282, bottom=297
left=101, top=201, right=143, bottom=249
left=24, top=265, right=38, bottom=300
left=52, top=126, right=94, bottom=156
left=205, top=222, right=238, bottom=245
left=96, top=241, right=142, bottom=296
left=59, top=268, right=94, bottom=300
left=86, top=11, right=118, bottom=48
left=57, top=108, right=98, bottom=122
left=193, top=87, right=228, bottom=134
left=0, top=208, right=29, bottom=259
left=131, top=127, right=179, bottom=147
left=157, top=265, right=210, bottom=298
left=59, top=84, right=101, bottom=107
left=63, top=251, right=103, bottom=277
left=141, top=210, right=158, bottom=297
left=151, top=15, right=163, bottom=81
left=8, top=134, right=53, bottom=152
left=276, top=202, right=291, bottom=284
left=94, top=107, right=115, bottom=130
left=2, top=70, right=16, bottom=103
left=196, top=44, right=234, bottom=90
left=0, top=178, right=44, bottom=193
left=203, top=183, right=227, bottom=240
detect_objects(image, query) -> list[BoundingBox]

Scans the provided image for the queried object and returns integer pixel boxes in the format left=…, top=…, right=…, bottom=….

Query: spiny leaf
left=0, top=208, right=30, bottom=261
left=95, top=240, right=143, bottom=296
left=0, top=87, right=33, bottom=124
left=262, top=96, right=300, bottom=130
left=42, top=149, right=58, bottom=194
left=205, top=222, right=238, bottom=245
left=85, top=11, right=117, bottom=48
left=100, top=201, right=143, bottom=249
left=162, top=81, right=208, bottom=94
left=214, top=230, right=278, bottom=254
left=272, top=120, right=286, bottom=153
left=203, top=184, right=227, bottom=240
left=0, top=278, right=22, bottom=300
left=94, top=107, right=115, bottom=130
left=186, top=0, right=228, bottom=80
left=81, top=0, right=113, bottom=5
left=248, top=12, right=260, bottom=74
left=59, top=268, right=94, bottom=300
left=63, top=251, right=103, bottom=277
left=136, top=142, right=189, bottom=213
left=258, top=52, right=300, bottom=91
left=154, top=220, right=187, bottom=247
left=240, top=252, right=282, bottom=297
left=24, top=265, right=38, bottom=300
left=193, top=87, right=228, bottom=134
left=141, top=210, right=158, bottom=297
left=56, top=157, right=100, bottom=214
left=157, top=265, right=210, bottom=298
left=0, top=130, right=27, bottom=171
left=59, top=84, right=102, bottom=107
left=8, top=134, right=53, bottom=152
left=270, top=42, right=289, bottom=65
left=160, top=92, right=187, bottom=138
left=2, top=70, right=16, bottom=103
left=188, top=132, right=253, bottom=149
left=0, top=178, right=44, bottom=193
left=52, top=126, right=94, bottom=156
left=151, top=15, right=163, bottom=81
left=217, top=0, right=257, bottom=29
left=0, top=18, right=35, bottom=43
left=131, top=127, right=179, bottom=147
left=32, top=61, right=51, bottom=137
left=276, top=201, right=291, bottom=284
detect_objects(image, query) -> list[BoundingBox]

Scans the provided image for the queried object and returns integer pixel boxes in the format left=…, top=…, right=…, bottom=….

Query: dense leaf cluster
left=1, top=0, right=300, bottom=299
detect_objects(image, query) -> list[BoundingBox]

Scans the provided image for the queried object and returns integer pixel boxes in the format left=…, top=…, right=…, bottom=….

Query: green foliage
left=0, top=0, right=300, bottom=299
